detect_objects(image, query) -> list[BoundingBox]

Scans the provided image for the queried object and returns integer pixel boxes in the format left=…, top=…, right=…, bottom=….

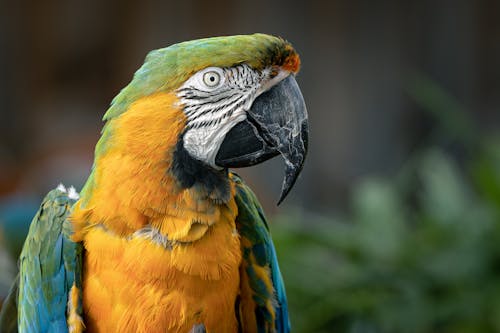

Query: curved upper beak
left=215, top=75, right=308, bottom=204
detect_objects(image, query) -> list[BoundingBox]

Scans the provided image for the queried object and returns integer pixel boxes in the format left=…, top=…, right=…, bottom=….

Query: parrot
left=0, top=33, right=308, bottom=333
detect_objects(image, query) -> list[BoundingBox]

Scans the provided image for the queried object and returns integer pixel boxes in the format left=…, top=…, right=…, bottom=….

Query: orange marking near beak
left=282, top=49, right=301, bottom=73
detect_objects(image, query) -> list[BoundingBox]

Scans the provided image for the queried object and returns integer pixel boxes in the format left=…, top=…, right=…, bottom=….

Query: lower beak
left=215, top=75, right=309, bottom=204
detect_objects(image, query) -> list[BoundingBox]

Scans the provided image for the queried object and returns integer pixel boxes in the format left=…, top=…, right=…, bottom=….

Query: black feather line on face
left=170, top=132, right=231, bottom=203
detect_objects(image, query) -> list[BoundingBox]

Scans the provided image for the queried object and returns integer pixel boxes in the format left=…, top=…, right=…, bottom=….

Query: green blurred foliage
left=272, top=76, right=500, bottom=332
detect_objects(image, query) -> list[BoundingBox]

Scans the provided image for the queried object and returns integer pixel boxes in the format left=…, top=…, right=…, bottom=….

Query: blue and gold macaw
left=0, top=33, right=308, bottom=332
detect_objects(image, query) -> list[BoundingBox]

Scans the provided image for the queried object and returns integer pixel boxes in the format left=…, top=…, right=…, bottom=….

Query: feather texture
left=0, top=187, right=83, bottom=333
left=0, top=34, right=298, bottom=333
left=232, top=174, right=291, bottom=333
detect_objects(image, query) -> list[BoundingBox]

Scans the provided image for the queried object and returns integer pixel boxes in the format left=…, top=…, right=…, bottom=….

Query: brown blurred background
left=0, top=0, right=498, bottom=213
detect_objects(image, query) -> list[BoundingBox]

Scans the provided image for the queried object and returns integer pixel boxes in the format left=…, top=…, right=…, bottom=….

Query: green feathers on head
left=103, top=33, right=297, bottom=121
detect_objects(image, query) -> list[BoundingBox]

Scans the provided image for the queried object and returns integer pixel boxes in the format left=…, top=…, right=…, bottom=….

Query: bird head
left=101, top=34, right=308, bottom=204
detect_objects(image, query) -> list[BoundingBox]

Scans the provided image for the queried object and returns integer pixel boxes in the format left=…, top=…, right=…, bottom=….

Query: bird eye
left=202, top=71, right=221, bottom=87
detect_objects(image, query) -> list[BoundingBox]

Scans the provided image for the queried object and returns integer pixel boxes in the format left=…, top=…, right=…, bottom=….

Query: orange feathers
left=70, top=93, right=242, bottom=332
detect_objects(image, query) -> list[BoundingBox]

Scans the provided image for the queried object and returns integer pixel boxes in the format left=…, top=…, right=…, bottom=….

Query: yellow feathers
left=67, top=284, right=85, bottom=333
left=70, top=93, right=243, bottom=332
left=72, top=92, right=187, bottom=239
left=80, top=200, right=241, bottom=332
left=237, top=237, right=277, bottom=332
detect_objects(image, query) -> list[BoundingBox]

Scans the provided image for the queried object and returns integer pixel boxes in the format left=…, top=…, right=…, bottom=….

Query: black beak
left=215, top=75, right=308, bottom=204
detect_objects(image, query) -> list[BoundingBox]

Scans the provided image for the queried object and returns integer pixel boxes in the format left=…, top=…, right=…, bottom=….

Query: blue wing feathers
left=14, top=187, right=83, bottom=333
left=268, top=242, right=290, bottom=333
left=232, top=174, right=291, bottom=333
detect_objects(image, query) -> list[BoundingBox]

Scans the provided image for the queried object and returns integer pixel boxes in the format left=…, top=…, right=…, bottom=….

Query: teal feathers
left=0, top=186, right=83, bottom=333
left=233, top=174, right=291, bottom=332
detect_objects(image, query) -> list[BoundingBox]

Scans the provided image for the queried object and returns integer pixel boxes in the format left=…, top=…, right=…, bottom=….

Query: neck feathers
left=71, top=92, right=235, bottom=242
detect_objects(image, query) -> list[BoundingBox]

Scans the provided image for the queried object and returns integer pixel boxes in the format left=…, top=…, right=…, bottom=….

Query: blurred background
left=1, top=0, right=499, bottom=332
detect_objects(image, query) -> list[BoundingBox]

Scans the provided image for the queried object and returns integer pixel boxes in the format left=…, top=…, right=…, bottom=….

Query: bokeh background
left=1, top=1, right=500, bottom=332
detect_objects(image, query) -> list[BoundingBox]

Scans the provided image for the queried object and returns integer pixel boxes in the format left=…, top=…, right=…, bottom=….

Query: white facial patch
left=182, top=111, right=248, bottom=168
left=177, top=65, right=259, bottom=168
left=176, top=65, right=291, bottom=168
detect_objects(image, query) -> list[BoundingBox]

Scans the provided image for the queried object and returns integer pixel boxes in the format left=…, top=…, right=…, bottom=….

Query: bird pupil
left=210, top=76, right=215, bottom=81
